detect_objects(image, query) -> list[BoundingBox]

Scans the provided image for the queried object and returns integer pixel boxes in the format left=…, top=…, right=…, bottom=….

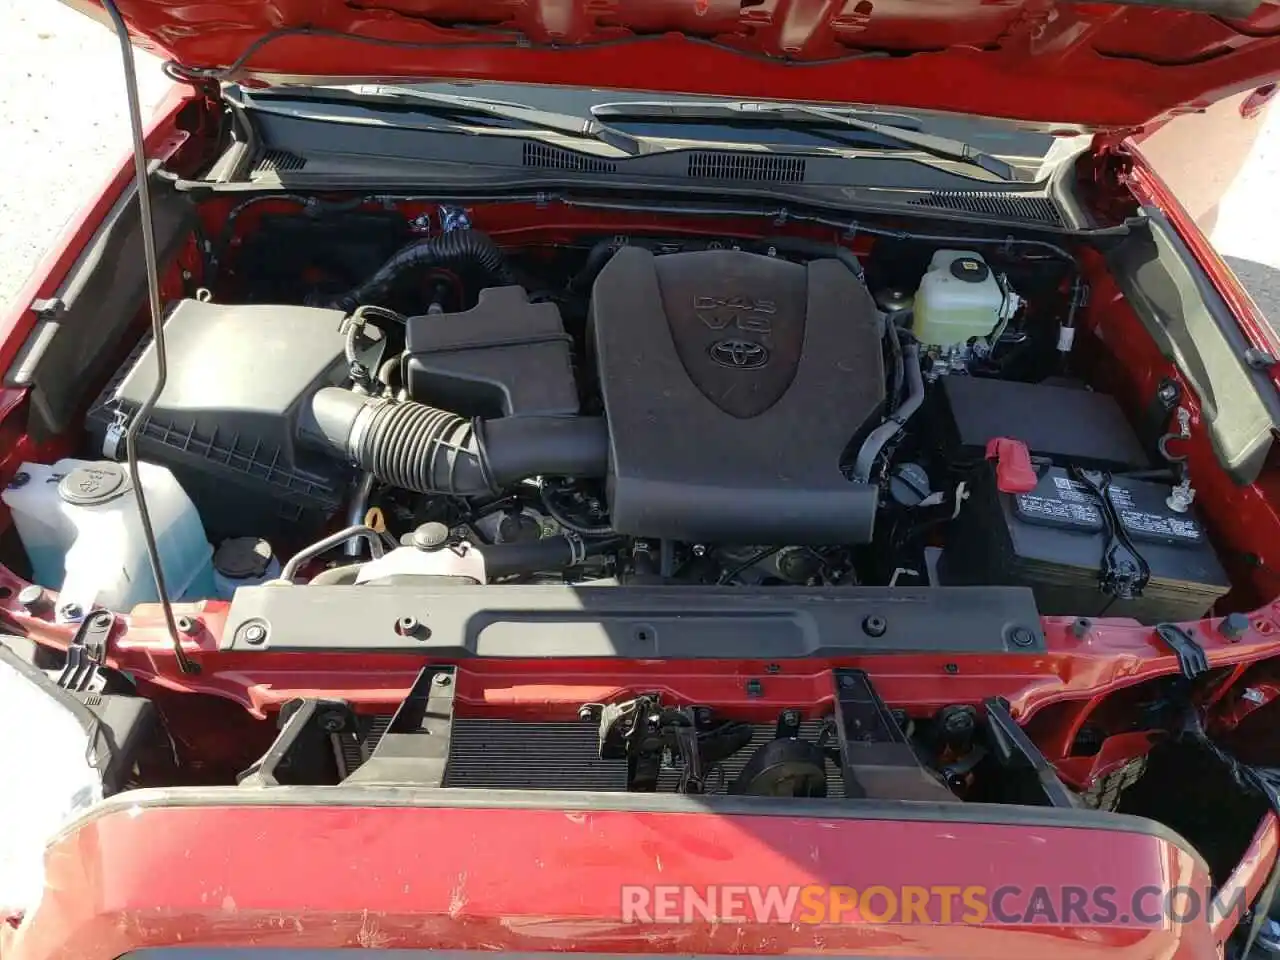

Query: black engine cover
left=591, top=247, right=884, bottom=544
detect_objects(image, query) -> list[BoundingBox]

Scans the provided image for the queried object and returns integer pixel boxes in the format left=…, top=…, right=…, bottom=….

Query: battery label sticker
left=1016, top=473, right=1206, bottom=544
left=1110, top=504, right=1204, bottom=544
left=1015, top=492, right=1105, bottom=530
left=1107, top=486, right=1137, bottom=510
left=1052, top=476, right=1094, bottom=503
left=1104, top=484, right=1204, bottom=545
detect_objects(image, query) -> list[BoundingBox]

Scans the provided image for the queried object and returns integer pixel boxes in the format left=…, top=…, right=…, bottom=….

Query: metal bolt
left=176, top=616, right=198, bottom=635
left=433, top=672, right=452, bottom=686
left=944, top=662, right=960, bottom=675
left=7, top=471, right=29, bottom=489
left=91, top=611, right=112, bottom=629
left=691, top=544, right=707, bottom=557
left=242, top=623, right=267, bottom=645
left=58, top=602, right=83, bottom=621
left=318, top=710, right=346, bottom=733
left=862, top=615, right=887, bottom=638
left=1009, top=625, right=1036, bottom=648
left=1071, top=617, right=1093, bottom=639
left=17, top=584, right=46, bottom=613
left=840, top=674, right=856, bottom=689
left=781, top=709, right=801, bottom=727
left=1220, top=612, right=1251, bottom=642
left=745, top=678, right=764, bottom=697
left=398, top=615, right=420, bottom=635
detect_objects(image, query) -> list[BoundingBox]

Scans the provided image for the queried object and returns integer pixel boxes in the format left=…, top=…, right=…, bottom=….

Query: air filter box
left=86, top=299, right=369, bottom=540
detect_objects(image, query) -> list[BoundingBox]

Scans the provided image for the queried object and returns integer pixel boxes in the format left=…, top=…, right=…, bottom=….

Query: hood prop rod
left=101, top=0, right=199, bottom=674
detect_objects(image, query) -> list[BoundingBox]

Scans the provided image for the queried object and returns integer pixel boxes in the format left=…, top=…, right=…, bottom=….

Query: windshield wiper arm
left=593, top=100, right=1017, bottom=181
left=255, top=84, right=644, bottom=156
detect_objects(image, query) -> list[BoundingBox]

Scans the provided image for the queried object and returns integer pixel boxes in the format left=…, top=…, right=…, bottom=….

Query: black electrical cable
left=102, top=0, right=198, bottom=674
left=558, top=196, right=1081, bottom=273
left=1178, top=708, right=1280, bottom=960
left=539, top=483, right=616, bottom=537
left=1069, top=466, right=1151, bottom=600
left=717, top=547, right=782, bottom=585
left=344, top=304, right=408, bottom=388
left=330, top=230, right=515, bottom=312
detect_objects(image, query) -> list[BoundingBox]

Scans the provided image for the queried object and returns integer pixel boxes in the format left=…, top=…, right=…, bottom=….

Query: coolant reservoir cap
left=214, top=537, right=275, bottom=579
left=950, top=257, right=990, bottom=283
left=57, top=462, right=130, bottom=506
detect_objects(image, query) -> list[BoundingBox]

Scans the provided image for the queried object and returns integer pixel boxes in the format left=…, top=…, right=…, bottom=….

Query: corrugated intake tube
left=300, top=387, right=609, bottom=496
left=330, top=229, right=516, bottom=311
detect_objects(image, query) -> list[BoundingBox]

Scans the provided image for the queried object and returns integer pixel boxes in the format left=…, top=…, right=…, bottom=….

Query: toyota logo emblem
left=709, top=338, right=769, bottom=369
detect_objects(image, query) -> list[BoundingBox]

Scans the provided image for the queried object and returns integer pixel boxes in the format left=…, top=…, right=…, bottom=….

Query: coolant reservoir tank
left=2, top=459, right=216, bottom=618
left=913, top=250, right=1014, bottom=348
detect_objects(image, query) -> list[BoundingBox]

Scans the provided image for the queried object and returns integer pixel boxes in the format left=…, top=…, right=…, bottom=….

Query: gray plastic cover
left=590, top=247, right=884, bottom=544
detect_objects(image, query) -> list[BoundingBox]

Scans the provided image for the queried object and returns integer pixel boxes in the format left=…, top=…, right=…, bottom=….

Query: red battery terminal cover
left=985, top=437, right=1038, bottom=494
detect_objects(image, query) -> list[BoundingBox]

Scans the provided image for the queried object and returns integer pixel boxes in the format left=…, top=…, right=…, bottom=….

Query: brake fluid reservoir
left=913, top=250, right=1015, bottom=348
left=2, top=459, right=216, bottom=617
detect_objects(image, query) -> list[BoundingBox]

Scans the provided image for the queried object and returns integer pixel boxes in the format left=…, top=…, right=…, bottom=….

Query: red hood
left=66, top=0, right=1280, bottom=132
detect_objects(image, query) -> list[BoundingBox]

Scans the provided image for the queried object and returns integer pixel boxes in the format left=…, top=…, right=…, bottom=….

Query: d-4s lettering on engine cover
left=693, top=294, right=777, bottom=333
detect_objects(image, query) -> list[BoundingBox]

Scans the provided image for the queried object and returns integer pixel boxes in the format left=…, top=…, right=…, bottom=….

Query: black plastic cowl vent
left=521, top=142, right=617, bottom=173
left=252, top=150, right=307, bottom=175
left=908, top=191, right=1063, bottom=226
left=687, top=152, right=807, bottom=183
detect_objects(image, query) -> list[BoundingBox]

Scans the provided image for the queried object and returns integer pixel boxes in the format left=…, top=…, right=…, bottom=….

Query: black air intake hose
left=480, top=535, right=624, bottom=579
left=331, top=229, right=516, bottom=311
left=300, top=387, right=609, bottom=496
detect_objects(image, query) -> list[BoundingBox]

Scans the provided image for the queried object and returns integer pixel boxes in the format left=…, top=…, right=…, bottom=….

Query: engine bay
left=4, top=191, right=1280, bottom=930
left=9, top=197, right=1227, bottom=626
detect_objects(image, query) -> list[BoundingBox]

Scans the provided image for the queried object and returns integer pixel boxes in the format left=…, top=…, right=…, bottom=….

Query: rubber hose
left=852, top=338, right=924, bottom=484
left=332, top=229, right=515, bottom=311
left=479, top=536, right=624, bottom=579
left=569, top=241, right=619, bottom=293
left=377, top=356, right=401, bottom=393
left=308, top=563, right=365, bottom=586
left=885, top=310, right=905, bottom=409
left=752, top=237, right=864, bottom=280
left=300, top=387, right=609, bottom=496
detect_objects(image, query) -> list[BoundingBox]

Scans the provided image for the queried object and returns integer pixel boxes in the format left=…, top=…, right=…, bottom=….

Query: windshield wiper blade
left=593, top=100, right=1018, bottom=181
left=256, top=84, right=644, bottom=156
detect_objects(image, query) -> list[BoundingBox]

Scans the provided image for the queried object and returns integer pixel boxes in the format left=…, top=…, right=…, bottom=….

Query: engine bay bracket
left=344, top=665, right=457, bottom=787
left=220, top=584, right=1047, bottom=655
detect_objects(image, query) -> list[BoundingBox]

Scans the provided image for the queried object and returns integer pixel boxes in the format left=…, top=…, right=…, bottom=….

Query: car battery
left=938, top=464, right=1229, bottom=623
